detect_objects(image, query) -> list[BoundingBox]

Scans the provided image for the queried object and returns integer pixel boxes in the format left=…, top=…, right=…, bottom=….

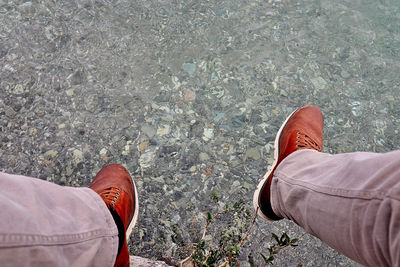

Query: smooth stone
left=199, top=152, right=210, bottom=161
left=44, top=149, right=58, bottom=159
left=182, top=62, right=196, bottom=76
left=100, top=148, right=108, bottom=156
left=202, top=128, right=214, bottom=141
left=340, top=70, right=351, bottom=78
left=139, top=150, right=156, bottom=168
left=157, top=125, right=171, bottom=136
left=310, top=77, right=327, bottom=90
left=246, top=147, right=260, bottom=160
left=141, top=124, right=156, bottom=138
left=72, top=149, right=84, bottom=164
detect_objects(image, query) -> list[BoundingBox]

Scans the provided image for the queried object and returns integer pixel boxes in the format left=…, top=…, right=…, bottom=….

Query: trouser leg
left=270, top=150, right=400, bottom=267
left=0, top=172, right=119, bottom=267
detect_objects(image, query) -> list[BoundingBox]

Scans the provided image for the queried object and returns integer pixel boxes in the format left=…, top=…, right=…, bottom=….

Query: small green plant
left=176, top=193, right=301, bottom=267
left=188, top=197, right=254, bottom=267
left=259, top=232, right=300, bottom=266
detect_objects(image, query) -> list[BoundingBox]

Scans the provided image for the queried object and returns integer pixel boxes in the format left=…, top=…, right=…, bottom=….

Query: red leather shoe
left=89, top=164, right=139, bottom=267
left=253, top=105, right=323, bottom=221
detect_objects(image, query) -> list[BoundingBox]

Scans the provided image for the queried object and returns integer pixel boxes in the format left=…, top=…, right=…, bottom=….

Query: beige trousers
left=271, top=150, right=400, bottom=267
left=1, top=150, right=399, bottom=266
left=0, top=172, right=119, bottom=267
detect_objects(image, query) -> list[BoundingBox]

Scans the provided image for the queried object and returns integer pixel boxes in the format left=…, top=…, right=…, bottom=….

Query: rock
left=4, top=105, right=16, bottom=117
left=183, top=89, right=196, bottom=101
left=122, top=142, right=131, bottom=156
left=130, top=256, right=173, bottom=267
left=272, top=81, right=278, bottom=90
left=83, top=152, right=91, bottom=159
left=202, top=128, right=214, bottom=141
left=310, top=77, right=327, bottom=90
left=340, top=70, right=351, bottom=79
left=246, top=147, right=260, bottom=160
left=280, top=89, right=288, bottom=97
left=182, top=62, right=196, bottom=76
left=29, top=128, right=38, bottom=136
left=65, top=89, right=74, bottom=96
left=12, top=84, right=24, bottom=95
left=157, top=125, right=171, bottom=136
left=199, top=152, right=210, bottom=161
left=72, top=149, right=83, bottom=164
left=161, top=114, right=174, bottom=122
left=171, top=76, right=181, bottom=89
left=100, top=148, right=108, bottom=157
left=71, top=70, right=85, bottom=85
left=351, top=101, right=362, bottom=117
left=232, top=180, right=241, bottom=187
left=141, top=124, right=156, bottom=138
left=211, top=86, right=225, bottom=98
left=213, top=112, right=225, bottom=123
left=189, top=166, right=196, bottom=172
left=159, top=106, right=170, bottom=113
left=231, top=114, right=247, bottom=128
left=139, top=141, right=149, bottom=152
left=44, top=149, right=58, bottom=159
left=222, top=143, right=234, bottom=154
left=139, top=150, right=156, bottom=168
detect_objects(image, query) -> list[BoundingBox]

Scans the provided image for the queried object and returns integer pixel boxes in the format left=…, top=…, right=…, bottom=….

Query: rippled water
left=0, top=0, right=399, bottom=265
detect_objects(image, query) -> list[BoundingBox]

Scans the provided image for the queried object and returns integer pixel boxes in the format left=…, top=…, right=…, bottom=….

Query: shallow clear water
left=0, top=0, right=399, bottom=265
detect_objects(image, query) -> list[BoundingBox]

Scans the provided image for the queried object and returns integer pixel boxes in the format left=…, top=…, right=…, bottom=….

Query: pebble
left=340, top=70, right=351, bottom=78
left=351, top=101, right=362, bottom=117
left=4, top=105, right=16, bottom=117
left=310, top=77, right=327, bottom=90
left=171, top=76, right=181, bottom=89
left=44, top=149, right=58, bottom=159
left=246, top=147, right=261, bottom=160
left=29, top=128, right=37, bottom=136
left=232, top=180, right=241, bottom=187
left=139, top=141, right=149, bottom=152
left=139, top=150, right=156, bottom=168
left=199, top=152, right=210, bottom=161
left=65, top=89, right=74, bottom=96
left=189, top=166, right=197, bottom=172
left=122, top=143, right=131, bottom=156
left=12, top=84, right=24, bottom=95
left=181, top=62, right=196, bottom=76
left=272, top=81, right=278, bottom=90
left=213, top=112, right=225, bottom=123
left=141, top=124, right=156, bottom=138
left=72, top=149, right=84, bottom=164
left=100, top=148, right=108, bottom=157
left=183, top=89, right=196, bottom=101
left=202, top=128, right=214, bottom=141
left=157, top=125, right=171, bottom=136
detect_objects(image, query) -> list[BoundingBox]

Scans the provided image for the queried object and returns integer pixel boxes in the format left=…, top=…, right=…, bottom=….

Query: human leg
left=0, top=171, right=119, bottom=267
left=0, top=163, right=138, bottom=267
left=253, top=105, right=400, bottom=267
left=271, top=150, right=400, bottom=267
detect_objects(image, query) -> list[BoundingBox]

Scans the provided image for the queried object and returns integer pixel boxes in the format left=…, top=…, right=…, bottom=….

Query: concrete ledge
left=130, top=256, right=173, bottom=267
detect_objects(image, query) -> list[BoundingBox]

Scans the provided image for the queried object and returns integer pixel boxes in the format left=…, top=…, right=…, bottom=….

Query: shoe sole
left=252, top=108, right=298, bottom=221
left=126, top=178, right=139, bottom=240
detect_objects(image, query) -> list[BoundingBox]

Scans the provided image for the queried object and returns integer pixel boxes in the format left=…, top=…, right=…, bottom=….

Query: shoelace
left=99, top=187, right=121, bottom=207
left=296, top=132, right=321, bottom=151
